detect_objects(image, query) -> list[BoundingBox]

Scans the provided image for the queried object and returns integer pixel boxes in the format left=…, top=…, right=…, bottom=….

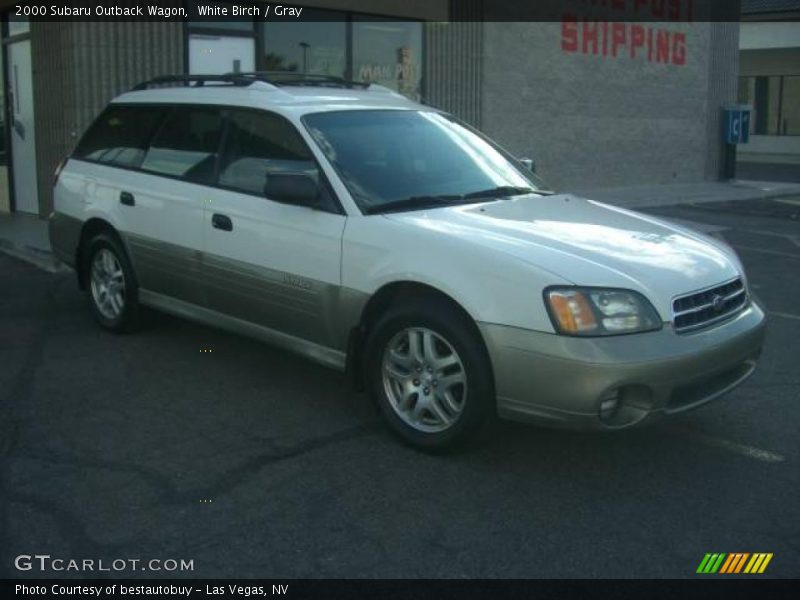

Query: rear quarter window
left=73, top=105, right=165, bottom=169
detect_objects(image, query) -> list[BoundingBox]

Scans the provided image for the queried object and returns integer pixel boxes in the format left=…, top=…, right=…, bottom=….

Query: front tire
left=364, top=299, right=494, bottom=450
left=83, top=232, right=140, bottom=332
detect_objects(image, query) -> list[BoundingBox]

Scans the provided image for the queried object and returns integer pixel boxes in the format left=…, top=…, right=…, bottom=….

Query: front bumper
left=478, top=301, right=767, bottom=429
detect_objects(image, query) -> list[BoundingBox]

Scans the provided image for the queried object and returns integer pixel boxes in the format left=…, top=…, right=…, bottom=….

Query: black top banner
left=5, top=0, right=743, bottom=23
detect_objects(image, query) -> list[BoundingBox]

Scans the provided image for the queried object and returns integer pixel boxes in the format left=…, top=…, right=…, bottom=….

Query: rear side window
left=141, top=107, right=224, bottom=184
left=73, top=105, right=165, bottom=168
left=218, top=110, right=316, bottom=196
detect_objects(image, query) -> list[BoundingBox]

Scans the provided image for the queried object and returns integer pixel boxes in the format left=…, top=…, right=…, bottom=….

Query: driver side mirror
left=519, top=157, right=536, bottom=173
left=264, top=173, right=320, bottom=208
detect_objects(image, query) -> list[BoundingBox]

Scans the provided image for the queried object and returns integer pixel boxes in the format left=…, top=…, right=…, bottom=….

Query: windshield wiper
left=462, top=186, right=543, bottom=199
left=364, top=187, right=557, bottom=215
left=363, top=195, right=463, bottom=215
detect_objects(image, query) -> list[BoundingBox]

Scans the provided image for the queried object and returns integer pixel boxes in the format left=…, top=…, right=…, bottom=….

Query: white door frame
left=6, top=37, right=39, bottom=215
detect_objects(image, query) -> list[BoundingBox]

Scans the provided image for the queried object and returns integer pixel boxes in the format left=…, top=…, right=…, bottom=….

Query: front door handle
left=120, top=191, right=135, bottom=207
left=212, top=213, right=233, bottom=232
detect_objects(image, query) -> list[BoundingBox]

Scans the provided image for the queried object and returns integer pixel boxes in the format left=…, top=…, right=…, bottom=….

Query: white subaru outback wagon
left=49, top=73, right=766, bottom=449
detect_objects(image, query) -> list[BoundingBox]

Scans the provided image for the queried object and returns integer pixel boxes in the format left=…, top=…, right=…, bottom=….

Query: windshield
left=302, top=110, right=550, bottom=214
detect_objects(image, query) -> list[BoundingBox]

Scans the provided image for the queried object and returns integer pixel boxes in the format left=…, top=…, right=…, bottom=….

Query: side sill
left=138, top=289, right=346, bottom=371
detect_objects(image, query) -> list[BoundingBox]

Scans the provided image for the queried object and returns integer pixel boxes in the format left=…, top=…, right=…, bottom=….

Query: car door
left=71, top=103, right=209, bottom=307
left=202, top=108, right=347, bottom=348
left=122, top=105, right=225, bottom=305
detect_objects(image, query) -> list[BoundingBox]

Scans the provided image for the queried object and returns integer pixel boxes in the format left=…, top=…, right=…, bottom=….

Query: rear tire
left=83, top=232, right=140, bottom=332
left=364, top=298, right=494, bottom=450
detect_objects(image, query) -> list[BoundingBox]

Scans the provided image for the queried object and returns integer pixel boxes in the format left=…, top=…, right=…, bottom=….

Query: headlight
left=544, top=287, right=662, bottom=336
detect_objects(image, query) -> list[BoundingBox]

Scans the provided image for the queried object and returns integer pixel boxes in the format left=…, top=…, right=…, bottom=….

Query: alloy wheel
left=90, top=248, right=126, bottom=320
left=381, top=327, right=468, bottom=433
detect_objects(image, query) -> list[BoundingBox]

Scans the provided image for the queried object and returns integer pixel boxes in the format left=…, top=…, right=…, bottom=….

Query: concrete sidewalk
left=1, top=178, right=799, bottom=272
left=569, top=178, right=800, bottom=209
left=0, top=212, right=68, bottom=273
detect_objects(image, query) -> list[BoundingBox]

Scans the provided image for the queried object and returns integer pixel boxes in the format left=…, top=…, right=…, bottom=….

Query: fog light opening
left=599, top=390, right=621, bottom=421
left=598, top=385, right=654, bottom=428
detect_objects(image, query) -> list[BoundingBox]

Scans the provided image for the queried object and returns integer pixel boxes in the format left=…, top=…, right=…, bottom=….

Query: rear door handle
left=211, top=213, right=233, bottom=232
left=120, top=191, right=135, bottom=207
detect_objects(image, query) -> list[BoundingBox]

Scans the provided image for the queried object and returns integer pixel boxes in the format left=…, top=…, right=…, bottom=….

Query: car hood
left=384, top=194, right=742, bottom=319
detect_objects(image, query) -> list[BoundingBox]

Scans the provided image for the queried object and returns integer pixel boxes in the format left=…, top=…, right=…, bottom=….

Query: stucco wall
left=480, top=21, right=738, bottom=191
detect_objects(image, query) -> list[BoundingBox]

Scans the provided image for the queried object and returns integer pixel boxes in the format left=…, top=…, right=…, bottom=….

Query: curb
left=732, top=183, right=800, bottom=202
left=0, top=239, right=70, bottom=274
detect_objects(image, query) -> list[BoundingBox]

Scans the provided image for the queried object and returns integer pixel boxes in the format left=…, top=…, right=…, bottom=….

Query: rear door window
left=140, top=107, right=224, bottom=184
left=73, top=105, right=165, bottom=169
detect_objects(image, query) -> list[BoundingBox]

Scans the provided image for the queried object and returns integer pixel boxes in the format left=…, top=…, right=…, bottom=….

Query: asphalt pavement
left=1, top=197, right=798, bottom=579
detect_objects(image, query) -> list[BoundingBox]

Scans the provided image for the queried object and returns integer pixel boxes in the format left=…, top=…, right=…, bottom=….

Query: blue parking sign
left=725, top=108, right=751, bottom=145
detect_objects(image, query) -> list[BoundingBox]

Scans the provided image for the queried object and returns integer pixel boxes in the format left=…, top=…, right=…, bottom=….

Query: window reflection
left=353, top=18, right=422, bottom=100
left=262, top=11, right=346, bottom=78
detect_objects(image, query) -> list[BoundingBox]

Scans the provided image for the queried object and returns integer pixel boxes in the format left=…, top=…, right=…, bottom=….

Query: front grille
left=672, top=278, right=748, bottom=333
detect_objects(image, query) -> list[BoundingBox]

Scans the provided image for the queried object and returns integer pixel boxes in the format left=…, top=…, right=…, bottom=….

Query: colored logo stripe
left=697, top=553, right=773, bottom=574
left=719, top=553, right=749, bottom=573
left=744, top=553, right=773, bottom=574
left=697, top=553, right=726, bottom=573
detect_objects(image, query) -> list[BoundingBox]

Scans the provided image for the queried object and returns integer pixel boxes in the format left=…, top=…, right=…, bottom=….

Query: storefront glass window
left=739, top=75, right=799, bottom=136
left=780, top=76, right=800, bottom=136
left=353, top=17, right=422, bottom=101
left=262, top=10, right=347, bottom=77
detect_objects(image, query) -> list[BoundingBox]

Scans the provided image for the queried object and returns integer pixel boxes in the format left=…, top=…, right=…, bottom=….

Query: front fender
left=342, top=215, right=570, bottom=332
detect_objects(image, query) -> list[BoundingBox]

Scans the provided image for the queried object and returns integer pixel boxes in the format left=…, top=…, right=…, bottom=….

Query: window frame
left=71, top=102, right=344, bottom=215
left=738, top=73, right=800, bottom=137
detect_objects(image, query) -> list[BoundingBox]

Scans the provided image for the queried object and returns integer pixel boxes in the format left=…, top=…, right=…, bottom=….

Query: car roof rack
left=236, top=72, right=371, bottom=89
left=131, top=74, right=254, bottom=91
left=132, top=72, right=371, bottom=92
